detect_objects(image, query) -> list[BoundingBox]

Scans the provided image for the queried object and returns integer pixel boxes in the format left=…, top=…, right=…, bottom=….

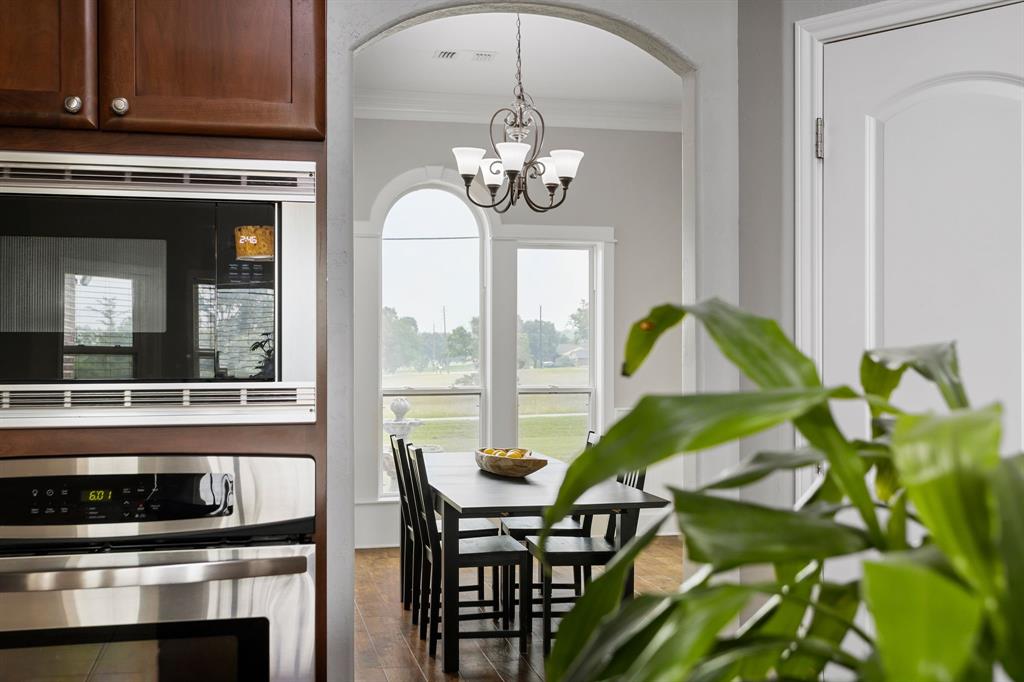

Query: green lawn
left=381, top=366, right=591, bottom=493
left=382, top=365, right=589, bottom=390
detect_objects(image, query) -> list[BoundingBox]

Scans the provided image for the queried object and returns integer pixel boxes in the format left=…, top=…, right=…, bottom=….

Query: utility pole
left=538, top=305, right=543, bottom=368
left=442, top=306, right=448, bottom=372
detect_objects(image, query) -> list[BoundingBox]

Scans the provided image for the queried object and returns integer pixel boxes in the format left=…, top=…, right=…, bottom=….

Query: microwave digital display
left=0, top=195, right=278, bottom=383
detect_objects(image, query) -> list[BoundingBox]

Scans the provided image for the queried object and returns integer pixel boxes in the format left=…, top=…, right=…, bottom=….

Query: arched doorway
left=329, top=3, right=740, bottom=679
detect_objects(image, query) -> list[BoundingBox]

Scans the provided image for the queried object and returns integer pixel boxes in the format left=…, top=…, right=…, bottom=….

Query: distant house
left=556, top=344, right=589, bottom=366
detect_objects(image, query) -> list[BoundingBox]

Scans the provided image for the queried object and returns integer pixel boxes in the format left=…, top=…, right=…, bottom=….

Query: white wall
left=329, top=2, right=739, bottom=678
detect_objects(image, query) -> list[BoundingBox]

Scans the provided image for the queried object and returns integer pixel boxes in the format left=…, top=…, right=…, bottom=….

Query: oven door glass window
left=0, top=618, right=269, bottom=682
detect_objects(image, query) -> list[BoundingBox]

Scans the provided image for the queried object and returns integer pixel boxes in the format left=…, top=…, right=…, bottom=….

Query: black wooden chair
left=392, top=438, right=498, bottom=625
left=498, top=430, right=600, bottom=601
left=526, top=467, right=648, bottom=654
left=406, top=445, right=533, bottom=657
left=388, top=434, right=416, bottom=610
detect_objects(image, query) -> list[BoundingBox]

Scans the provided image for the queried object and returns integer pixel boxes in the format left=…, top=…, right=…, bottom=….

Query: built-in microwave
left=0, top=152, right=317, bottom=428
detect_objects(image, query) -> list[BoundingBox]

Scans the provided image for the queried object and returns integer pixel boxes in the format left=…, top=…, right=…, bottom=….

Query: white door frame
left=792, top=0, right=1019, bottom=494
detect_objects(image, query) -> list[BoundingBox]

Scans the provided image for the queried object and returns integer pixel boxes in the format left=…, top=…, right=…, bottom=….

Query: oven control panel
left=0, top=473, right=233, bottom=525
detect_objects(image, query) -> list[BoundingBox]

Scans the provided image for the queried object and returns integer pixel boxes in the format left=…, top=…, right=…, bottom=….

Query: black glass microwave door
left=0, top=618, right=268, bottom=682
left=0, top=195, right=276, bottom=382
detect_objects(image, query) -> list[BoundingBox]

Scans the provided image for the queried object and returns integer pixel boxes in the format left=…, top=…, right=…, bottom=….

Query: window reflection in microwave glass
left=0, top=195, right=277, bottom=383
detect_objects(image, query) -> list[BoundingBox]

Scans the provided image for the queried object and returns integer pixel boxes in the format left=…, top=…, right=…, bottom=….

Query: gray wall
left=736, top=0, right=884, bottom=511
left=353, top=118, right=685, bottom=408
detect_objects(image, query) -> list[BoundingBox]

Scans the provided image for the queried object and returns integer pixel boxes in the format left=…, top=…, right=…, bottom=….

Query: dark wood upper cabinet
left=0, top=0, right=98, bottom=129
left=99, top=0, right=324, bottom=139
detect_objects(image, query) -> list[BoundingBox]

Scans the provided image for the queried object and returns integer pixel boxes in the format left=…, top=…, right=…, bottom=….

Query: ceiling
left=354, top=13, right=683, bottom=132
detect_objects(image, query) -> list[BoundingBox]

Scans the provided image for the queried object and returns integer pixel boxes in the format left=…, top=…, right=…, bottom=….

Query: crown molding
left=354, top=88, right=683, bottom=133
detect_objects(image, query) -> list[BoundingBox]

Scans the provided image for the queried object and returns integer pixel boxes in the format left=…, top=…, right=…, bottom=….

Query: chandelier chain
left=514, top=14, right=523, bottom=98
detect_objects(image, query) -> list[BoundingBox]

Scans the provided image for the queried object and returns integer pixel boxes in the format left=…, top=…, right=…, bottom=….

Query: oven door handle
left=0, top=555, right=309, bottom=593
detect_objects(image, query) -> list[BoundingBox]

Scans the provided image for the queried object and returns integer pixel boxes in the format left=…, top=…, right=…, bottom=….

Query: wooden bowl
left=475, top=449, right=547, bottom=478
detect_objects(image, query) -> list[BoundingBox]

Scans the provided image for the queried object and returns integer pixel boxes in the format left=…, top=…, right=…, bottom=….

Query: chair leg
left=399, top=531, right=407, bottom=606
left=477, top=566, right=485, bottom=600
left=491, top=565, right=501, bottom=624
left=502, top=564, right=512, bottom=630
left=573, top=565, right=582, bottom=596
left=583, top=565, right=593, bottom=586
left=519, top=556, right=533, bottom=654
left=429, top=565, right=442, bottom=658
left=410, top=544, right=421, bottom=626
left=419, top=560, right=430, bottom=641
left=542, top=566, right=553, bottom=655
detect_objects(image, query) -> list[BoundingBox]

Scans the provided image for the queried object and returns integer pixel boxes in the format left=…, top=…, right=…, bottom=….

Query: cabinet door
left=99, top=0, right=324, bottom=139
left=0, top=0, right=98, bottom=129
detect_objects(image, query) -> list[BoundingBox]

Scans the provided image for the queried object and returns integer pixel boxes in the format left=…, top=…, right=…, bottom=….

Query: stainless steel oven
left=0, top=455, right=315, bottom=682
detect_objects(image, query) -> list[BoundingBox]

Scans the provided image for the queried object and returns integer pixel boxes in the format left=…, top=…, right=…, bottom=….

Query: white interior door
left=821, top=3, right=1024, bottom=446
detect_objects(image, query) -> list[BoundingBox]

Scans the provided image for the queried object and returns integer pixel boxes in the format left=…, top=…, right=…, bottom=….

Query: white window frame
left=513, top=242, right=597, bottom=457
left=492, top=226, right=616, bottom=449
left=355, top=166, right=615, bottom=504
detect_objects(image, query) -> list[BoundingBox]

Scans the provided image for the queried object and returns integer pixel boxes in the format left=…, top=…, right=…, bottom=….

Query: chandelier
left=451, top=14, right=584, bottom=214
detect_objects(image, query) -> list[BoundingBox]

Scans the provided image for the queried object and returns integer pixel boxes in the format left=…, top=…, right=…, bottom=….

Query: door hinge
left=815, top=117, right=824, bottom=159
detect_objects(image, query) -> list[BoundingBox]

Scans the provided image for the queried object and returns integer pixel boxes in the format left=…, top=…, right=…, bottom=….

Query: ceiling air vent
left=472, top=51, right=497, bottom=62
left=433, top=50, right=458, bottom=60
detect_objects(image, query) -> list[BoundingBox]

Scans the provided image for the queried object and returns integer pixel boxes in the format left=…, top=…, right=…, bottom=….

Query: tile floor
left=355, top=535, right=687, bottom=681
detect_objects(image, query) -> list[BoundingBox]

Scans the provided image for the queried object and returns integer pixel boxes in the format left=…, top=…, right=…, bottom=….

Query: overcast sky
left=381, top=189, right=589, bottom=334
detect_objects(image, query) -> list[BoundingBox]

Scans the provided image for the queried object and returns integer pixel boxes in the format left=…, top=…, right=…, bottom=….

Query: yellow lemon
left=506, top=451, right=525, bottom=459
left=493, top=449, right=506, bottom=457
left=509, top=448, right=527, bottom=456
left=482, top=448, right=495, bottom=454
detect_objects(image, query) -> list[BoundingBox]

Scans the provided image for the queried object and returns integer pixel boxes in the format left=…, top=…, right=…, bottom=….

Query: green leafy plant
left=542, top=298, right=1023, bottom=682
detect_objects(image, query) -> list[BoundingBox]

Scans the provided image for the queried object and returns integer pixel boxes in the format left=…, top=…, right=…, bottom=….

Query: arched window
left=380, top=189, right=483, bottom=495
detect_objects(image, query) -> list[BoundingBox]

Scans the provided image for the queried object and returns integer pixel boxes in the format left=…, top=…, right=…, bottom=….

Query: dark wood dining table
left=425, top=451, right=669, bottom=673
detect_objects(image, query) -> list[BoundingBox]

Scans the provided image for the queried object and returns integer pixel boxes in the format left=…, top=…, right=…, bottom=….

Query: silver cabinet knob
left=63, top=95, right=82, bottom=114
left=110, top=97, right=130, bottom=116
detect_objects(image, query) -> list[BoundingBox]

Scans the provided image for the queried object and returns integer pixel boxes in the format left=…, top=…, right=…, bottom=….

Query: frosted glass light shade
left=537, top=157, right=559, bottom=185
left=495, top=142, right=531, bottom=174
left=452, top=147, right=486, bottom=176
left=550, top=150, right=584, bottom=179
left=479, top=158, right=504, bottom=187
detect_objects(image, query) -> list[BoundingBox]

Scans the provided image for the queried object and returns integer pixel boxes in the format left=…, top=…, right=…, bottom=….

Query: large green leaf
left=734, top=562, right=818, bottom=678
left=671, top=488, right=870, bottom=571
left=622, top=304, right=687, bottom=377
left=993, top=454, right=1024, bottom=680
left=776, top=581, right=861, bottom=679
left=619, top=586, right=751, bottom=682
left=795, top=405, right=883, bottom=544
left=622, top=299, right=820, bottom=388
left=862, top=343, right=969, bottom=410
left=547, top=515, right=667, bottom=681
left=701, top=448, right=825, bottom=490
left=689, top=638, right=861, bottom=682
left=891, top=406, right=1002, bottom=599
left=620, top=298, right=882, bottom=541
left=543, top=387, right=848, bottom=532
left=863, top=559, right=984, bottom=682
left=564, top=595, right=680, bottom=682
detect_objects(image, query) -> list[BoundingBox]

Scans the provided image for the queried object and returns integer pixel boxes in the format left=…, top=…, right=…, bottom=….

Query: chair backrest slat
left=577, top=430, right=600, bottom=532
left=407, top=445, right=443, bottom=556
left=390, top=435, right=411, bottom=529
left=605, top=468, right=647, bottom=544
left=395, top=438, right=426, bottom=549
